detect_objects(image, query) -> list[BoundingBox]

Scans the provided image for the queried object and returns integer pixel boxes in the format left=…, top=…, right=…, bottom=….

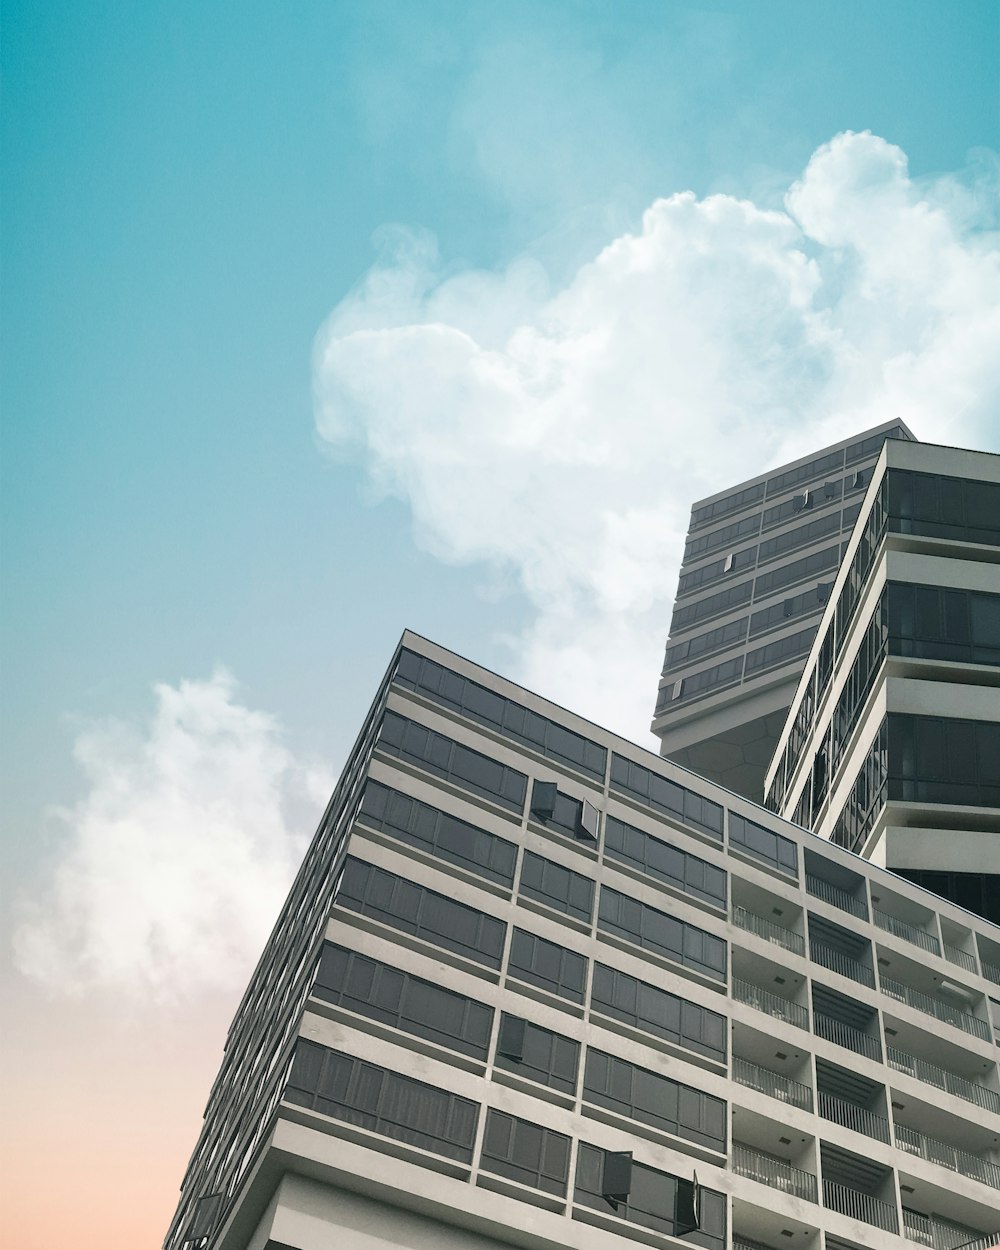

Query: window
left=285, top=1040, right=478, bottom=1162
left=530, top=779, right=600, bottom=843
left=481, top=1111, right=570, bottom=1195
left=661, top=617, right=749, bottom=673
left=336, top=858, right=506, bottom=968
left=756, top=511, right=841, bottom=564
left=575, top=1145, right=727, bottom=1250
left=590, top=963, right=726, bottom=1062
left=357, top=781, right=517, bottom=886
left=767, top=449, right=845, bottom=496
left=888, top=714, right=1000, bottom=807
left=583, top=1049, right=726, bottom=1151
left=494, top=1014, right=580, bottom=1093
left=603, top=816, right=726, bottom=908
left=729, top=813, right=798, bottom=876
left=669, top=579, right=754, bottom=632
left=743, top=625, right=818, bottom=676
left=598, top=888, right=726, bottom=981
left=684, top=514, right=761, bottom=561
left=378, top=712, right=527, bottom=813
left=690, top=481, right=764, bottom=530
left=519, top=851, right=594, bottom=922
left=393, top=650, right=607, bottom=779
left=676, top=546, right=756, bottom=597
left=888, top=469, right=1000, bottom=546
left=508, top=928, right=587, bottom=1003
left=753, top=545, right=840, bottom=598
left=888, top=583, right=1000, bottom=667
left=313, top=943, right=493, bottom=1059
left=664, top=656, right=743, bottom=706
left=610, top=755, right=723, bottom=840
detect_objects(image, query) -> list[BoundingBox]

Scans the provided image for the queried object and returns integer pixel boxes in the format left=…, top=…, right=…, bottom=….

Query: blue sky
left=2, top=2, right=999, bottom=1243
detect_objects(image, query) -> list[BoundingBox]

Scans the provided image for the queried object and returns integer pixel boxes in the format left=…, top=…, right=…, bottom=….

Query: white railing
left=823, top=1179, right=897, bottom=1232
left=813, top=1012, right=881, bottom=1060
left=887, top=1045, right=1000, bottom=1114
left=895, top=1123, right=1000, bottom=1190
left=881, top=975, right=990, bottom=1040
left=818, top=1090, right=890, bottom=1142
left=733, top=1143, right=817, bottom=1202
left=873, top=907, right=940, bottom=955
left=806, top=874, right=867, bottom=918
left=732, top=905, right=805, bottom=955
left=734, top=1057, right=812, bottom=1111
left=732, top=978, right=809, bottom=1029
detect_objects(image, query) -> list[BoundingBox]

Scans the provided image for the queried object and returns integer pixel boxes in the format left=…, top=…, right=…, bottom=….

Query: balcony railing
left=734, top=1239, right=782, bottom=1250
left=814, top=1012, right=881, bottom=1060
left=806, top=874, right=867, bottom=918
left=811, top=941, right=876, bottom=987
left=733, top=1143, right=817, bottom=1202
left=982, top=961, right=1000, bottom=987
left=943, top=942, right=978, bottom=974
left=818, top=1090, right=890, bottom=1142
left=873, top=907, right=940, bottom=956
left=896, top=1123, right=1000, bottom=1190
left=881, top=976, right=990, bottom=1040
left=732, top=905, right=805, bottom=956
left=903, top=1209, right=1000, bottom=1250
left=734, top=1057, right=812, bottom=1111
left=823, top=1180, right=897, bottom=1233
left=887, top=1045, right=1000, bottom=1115
left=733, top=978, right=809, bottom=1030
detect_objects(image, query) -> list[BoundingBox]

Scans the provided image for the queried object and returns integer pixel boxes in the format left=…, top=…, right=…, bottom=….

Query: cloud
left=314, top=131, right=1000, bottom=739
left=13, top=671, right=332, bottom=1000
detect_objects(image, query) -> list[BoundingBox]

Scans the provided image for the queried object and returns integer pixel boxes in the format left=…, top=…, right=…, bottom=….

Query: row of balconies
left=735, top=1218, right=1000, bottom=1250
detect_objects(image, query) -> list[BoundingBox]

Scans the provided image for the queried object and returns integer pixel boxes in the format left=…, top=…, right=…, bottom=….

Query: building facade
left=764, top=439, right=1000, bottom=924
left=166, top=631, right=1000, bottom=1250
left=652, top=421, right=915, bottom=801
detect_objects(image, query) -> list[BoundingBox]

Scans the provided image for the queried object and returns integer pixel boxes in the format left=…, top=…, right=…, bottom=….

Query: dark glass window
left=767, top=449, right=845, bottom=496
left=830, top=717, right=888, bottom=854
left=669, top=579, right=754, bottom=632
left=888, top=714, right=1000, bottom=807
left=888, top=469, right=1000, bottom=546
left=481, top=1111, right=570, bottom=1195
left=676, top=546, right=756, bottom=597
left=598, top=888, right=726, bottom=981
left=358, top=781, right=517, bottom=886
left=895, top=869, right=1000, bottom=925
left=888, top=583, right=1000, bottom=667
left=684, top=514, right=760, bottom=561
left=661, top=617, right=749, bottom=674
left=603, top=816, right=726, bottom=908
left=690, top=481, right=765, bottom=530
left=393, top=650, right=607, bottom=779
left=508, top=928, right=588, bottom=1003
left=378, top=711, right=527, bottom=813
left=494, top=1014, right=580, bottom=1093
left=531, top=781, right=600, bottom=843
left=610, top=755, right=723, bottom=840
left=729, top=813, right=798, bottom=876
left=748, top=583, right=829, bottom=638
left=519, top=851, right=595, bottom=922
left=845, top=425, right=910, bottom=466
left=590, top=963, right=726, bottom=1062
left=583, top=1049, right=726, bottom=1151
left=757, top=510, right=841, bottom=562
left=285, top=1040, right=478, bottom=1162
left=313, top=943, right=493, bottom=1059
left=336, top=858, right=506, bottom=968
left=665, top=656, right=743, bottom=707
left=753, top=545, right=840, bottom=598
left=575, top=1145, right=726, bottom=1250
left=743, top=625, right=818, bottom=676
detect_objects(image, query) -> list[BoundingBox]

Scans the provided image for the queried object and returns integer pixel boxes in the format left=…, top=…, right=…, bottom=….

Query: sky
left=2, top=1, right=998, bottom=1245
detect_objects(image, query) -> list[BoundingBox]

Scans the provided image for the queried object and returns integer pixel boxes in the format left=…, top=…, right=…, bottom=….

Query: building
left=763, top=438, right=1000, bottom=924
left=652, top=421, right=915, bottom=801
left=166, top=630, right=1000, bottom=1250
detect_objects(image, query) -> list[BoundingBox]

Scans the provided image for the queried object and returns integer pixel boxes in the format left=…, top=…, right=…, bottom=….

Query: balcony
left=822, top=1179, right=897, bottom=1233
left=982, top=960, right=1000, bottom=988
left=896, top=1123, right=1000, bottom=1190
left=733, top=978, right=809, bottom=1030
left=732, top=905, right=805, bottom=956
left=903, top=1209, right=1000, bottom=1250
left=811, top=941, right=876, bottom=988
left=818, top=1091, right=890, bottom=1143
left=733, top=1142, right=818, bottom=1202
left=940, top=942, right=977, bottom=975
left=814, top=1012, right=881, bottom=1061
left=881, top=976, right=990, bottom=1041
left=886, top=1045, right=1000, bottom=1115
left=806, top=874, right=867, bottom=919
left=733, top=1057, right=812, bottom=1111
left=873, top=907, right=940, bottom=956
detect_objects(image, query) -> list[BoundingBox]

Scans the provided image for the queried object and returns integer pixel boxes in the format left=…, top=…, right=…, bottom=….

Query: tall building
left=652, top=421, right=915, bottom=801
left=166, top=630, right=1000, bottom=1250
left=764, top=438, right=1000, bottom=923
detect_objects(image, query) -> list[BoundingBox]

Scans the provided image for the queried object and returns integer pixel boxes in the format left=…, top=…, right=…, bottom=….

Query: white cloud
left=314, top=132, right=1000, bottom=740
left=13, top=671, right=332, bottom=1000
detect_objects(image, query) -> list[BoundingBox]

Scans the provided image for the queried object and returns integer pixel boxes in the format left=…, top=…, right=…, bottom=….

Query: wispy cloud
left=314, top=132, right=1000, bottom=737
left=13, top=671, right=331, bottom=1000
